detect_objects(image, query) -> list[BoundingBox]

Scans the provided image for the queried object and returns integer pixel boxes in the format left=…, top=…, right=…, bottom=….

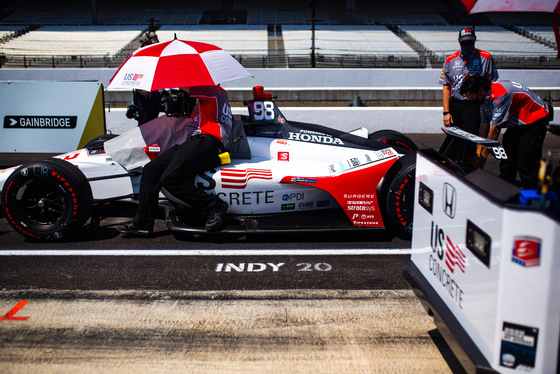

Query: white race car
left=0, top=87, right=418, bottom=241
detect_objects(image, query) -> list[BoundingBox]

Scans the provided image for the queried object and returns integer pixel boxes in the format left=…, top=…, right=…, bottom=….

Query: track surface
left=2, top=133, right=559, bottom=373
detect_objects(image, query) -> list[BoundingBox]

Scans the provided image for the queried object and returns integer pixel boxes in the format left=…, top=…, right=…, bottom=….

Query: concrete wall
left=2, top=68, right=559, bottom=134
left=2, top=68, right=560, bottom=89
left=106, top=106, right=443, bottom=135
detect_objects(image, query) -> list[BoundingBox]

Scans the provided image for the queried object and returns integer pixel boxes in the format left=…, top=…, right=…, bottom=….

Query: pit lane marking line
left=0, top=300, right=30, bottom=321
left=0, top=249, right=411, bottom=256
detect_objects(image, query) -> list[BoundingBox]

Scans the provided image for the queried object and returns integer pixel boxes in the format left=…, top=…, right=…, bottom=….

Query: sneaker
left=117, top=223, right=153, bottom=237
left=205, top=200, right=228, bottom=232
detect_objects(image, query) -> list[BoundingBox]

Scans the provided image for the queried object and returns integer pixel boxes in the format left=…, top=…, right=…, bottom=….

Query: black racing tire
left=84, top=133, right=118, bottom=152
left=2, top=158, right=92, bottom=241
left=379, top=152, right=416, bottom=240
left=368, top=130, right=418, bottom=152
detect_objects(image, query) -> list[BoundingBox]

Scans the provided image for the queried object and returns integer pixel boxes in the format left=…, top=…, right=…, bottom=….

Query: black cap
left=459, top=27, right=476, bottom=42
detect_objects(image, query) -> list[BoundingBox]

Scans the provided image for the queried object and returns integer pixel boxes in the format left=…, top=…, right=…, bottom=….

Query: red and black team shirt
left=189, top=85, right=233, bottom=148
left=481, top=81, right=550, bottom=128
left=439, top=49, right=499, bottom=101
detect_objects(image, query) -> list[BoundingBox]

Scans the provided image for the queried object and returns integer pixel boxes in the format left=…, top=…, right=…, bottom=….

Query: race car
left=0, top=86, right=418, bottom=241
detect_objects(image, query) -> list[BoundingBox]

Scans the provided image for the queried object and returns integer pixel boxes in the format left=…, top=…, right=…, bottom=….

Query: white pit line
left=0, top=249, right=411, bottom=256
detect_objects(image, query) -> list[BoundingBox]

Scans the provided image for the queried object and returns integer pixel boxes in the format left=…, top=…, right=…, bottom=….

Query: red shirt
left=189, top=85, right=232, bottom=148
left=481, top=81, right=549, bottom=128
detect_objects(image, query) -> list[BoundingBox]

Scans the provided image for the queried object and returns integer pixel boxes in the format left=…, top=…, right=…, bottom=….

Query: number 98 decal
left=253, top=101, right=275, bottom=121
left=492, top=146, right=508, bottom=160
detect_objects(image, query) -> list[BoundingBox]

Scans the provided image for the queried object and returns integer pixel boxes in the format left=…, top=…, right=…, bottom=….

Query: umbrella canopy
left=108, top=39, right=253, bottom=91
left=459, top=0, right=560, bottom=58
left=461, top=0, right=559, bottom=13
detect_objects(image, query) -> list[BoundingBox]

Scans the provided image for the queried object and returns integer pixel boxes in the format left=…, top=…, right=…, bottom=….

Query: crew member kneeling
left=117, top=85, right=232, bottom=236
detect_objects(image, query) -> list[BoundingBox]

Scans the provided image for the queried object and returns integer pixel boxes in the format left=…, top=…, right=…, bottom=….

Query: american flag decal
left=445, top=236, right=466, bottom=273
left=221, top=168, right=273, bottom=189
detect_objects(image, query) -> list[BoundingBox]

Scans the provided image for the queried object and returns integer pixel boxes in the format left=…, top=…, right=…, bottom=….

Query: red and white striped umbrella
left=460, top=0, right=560, bottom=58
left=460, top=0, right=559, bottom=13
left=108, top=39, right=252, bottom=91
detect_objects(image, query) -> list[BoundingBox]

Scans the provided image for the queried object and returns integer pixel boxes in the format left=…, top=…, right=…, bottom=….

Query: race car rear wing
left=442, top=126, right=507, bottom=160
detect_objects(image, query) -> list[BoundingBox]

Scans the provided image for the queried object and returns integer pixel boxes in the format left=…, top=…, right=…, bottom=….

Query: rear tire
left=2, top=158, right=92, bottom=241
left=368, top=130, right=418, bottom=152
left=379, top=153, right=416, bottom=240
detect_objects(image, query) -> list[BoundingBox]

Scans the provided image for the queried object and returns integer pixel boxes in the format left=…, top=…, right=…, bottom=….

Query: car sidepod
left=280, top=146, right=400, bottom=229
left=189, top=136, right=403, bottom=232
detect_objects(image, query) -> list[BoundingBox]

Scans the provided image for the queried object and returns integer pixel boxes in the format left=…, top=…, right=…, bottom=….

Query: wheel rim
left=394, top=170, right=415, bottom=234
left=16, top=180, right=67, bottom=228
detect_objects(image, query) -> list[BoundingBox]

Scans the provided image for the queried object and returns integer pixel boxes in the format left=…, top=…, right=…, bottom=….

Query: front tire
left=2, top=158, right=92, bottom=241
left=379, top=153, right=416, bottom=240
left=368, top=130, right=418, bottom=152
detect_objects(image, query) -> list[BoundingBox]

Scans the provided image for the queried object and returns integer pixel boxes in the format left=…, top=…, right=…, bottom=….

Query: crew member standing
left=460, top=75, right=551, bottom=189
left=438, top=27, right=499, bottom=172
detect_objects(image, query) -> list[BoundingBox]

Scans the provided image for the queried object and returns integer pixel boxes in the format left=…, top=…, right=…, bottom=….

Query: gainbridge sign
left=0, top=81, right=106, bottom=152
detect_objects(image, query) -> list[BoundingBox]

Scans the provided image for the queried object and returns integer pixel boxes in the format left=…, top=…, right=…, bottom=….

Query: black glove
left=126, top=104, right=139, bottom=119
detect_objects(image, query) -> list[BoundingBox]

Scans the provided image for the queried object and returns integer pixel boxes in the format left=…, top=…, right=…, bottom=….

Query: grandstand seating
left=484, top=12, right=553, bottom=27
left=0, top=9, right=92, bottom=26
left=402, top=25, right=556, bottom=58
left=0, top=26, right=144, bottom=67
left=401, top=25, right=558, bottom=68
left=236, top=0, right=311, bottom=25
left=518, top=26, right=557, bottom=49
left=0, top=29, right=16, bottom=43
left=0, top=26, right=143, bottom=56
left=283, top=25, right=421, bottom=67
left=0, top=0, right=557, bottom=69
left=157, top=25, right=268, bottom=68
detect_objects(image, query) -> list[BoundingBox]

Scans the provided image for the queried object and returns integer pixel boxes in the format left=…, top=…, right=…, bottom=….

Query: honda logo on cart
left=442, top=183, right=456, bottom=218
